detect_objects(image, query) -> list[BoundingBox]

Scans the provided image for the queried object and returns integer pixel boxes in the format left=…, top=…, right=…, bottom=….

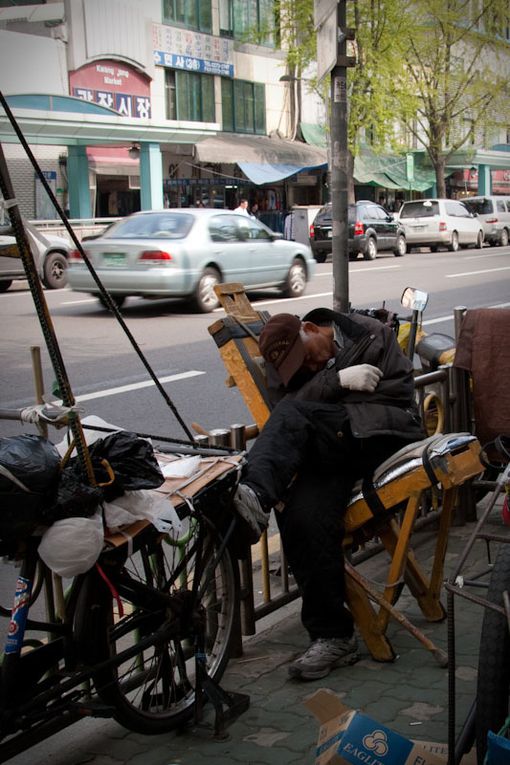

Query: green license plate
left=102, top=252, right=126, bottom=267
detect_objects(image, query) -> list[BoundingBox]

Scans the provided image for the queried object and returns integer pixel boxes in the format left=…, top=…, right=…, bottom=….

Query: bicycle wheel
left=91, top=514, right=237, bottom=733
left=475, top=543, right=510, bottom=763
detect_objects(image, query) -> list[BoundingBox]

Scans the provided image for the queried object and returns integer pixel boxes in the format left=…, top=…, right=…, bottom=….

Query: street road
left=1, top=244, right=509, bottom=441
left=0, top=243, right=508, bottom=763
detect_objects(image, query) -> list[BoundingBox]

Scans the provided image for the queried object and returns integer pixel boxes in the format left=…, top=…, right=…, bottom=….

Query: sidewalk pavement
left=9, top=503, right=509, bottom=765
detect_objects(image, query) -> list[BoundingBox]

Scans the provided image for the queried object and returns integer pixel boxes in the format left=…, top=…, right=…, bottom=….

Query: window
left=496, top=200, right=506, bottom=212
left=467, top=199, right=493, bottom=214
left=400, top=201, right=439, bottom=218
left=209, top=215, right=242, bottom=242
left=165, top=70, right=215, bottom=122
left=219, top=0, right=275, bottom=45
left=446, top=201, right=471, bottom=217
left=162, top=0, right=211, bottom=32
left=237, top=218, right=271, bottom=240
left=221, top=79, right=265, bottom=134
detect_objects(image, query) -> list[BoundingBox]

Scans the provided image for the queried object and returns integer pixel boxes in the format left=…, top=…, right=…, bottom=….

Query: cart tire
left=475, top=543, right=510, bottom=763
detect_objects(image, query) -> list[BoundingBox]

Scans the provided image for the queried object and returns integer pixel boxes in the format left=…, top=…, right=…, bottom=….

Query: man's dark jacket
left=266, top=307, right=424, bottom=442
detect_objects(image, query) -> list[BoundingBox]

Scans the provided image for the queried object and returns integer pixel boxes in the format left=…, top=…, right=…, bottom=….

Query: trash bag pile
left=0, top=430, right=165, bottom=574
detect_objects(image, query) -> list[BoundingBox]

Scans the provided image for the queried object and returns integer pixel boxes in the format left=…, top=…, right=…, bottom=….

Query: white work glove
left=338, top=364, right=383, bottom=392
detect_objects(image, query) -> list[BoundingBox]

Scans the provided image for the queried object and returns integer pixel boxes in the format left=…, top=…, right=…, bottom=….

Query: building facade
left=0, top=0, right=327, bottom=227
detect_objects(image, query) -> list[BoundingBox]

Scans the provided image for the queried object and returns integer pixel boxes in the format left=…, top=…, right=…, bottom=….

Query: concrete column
left=67, top=145, right=91, bottom=218
left=140, top=143, right=163, bottom=210
left=477, top=164, right=491, bottom=195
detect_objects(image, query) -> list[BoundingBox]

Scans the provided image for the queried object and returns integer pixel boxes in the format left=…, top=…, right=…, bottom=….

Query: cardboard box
left=305, top=689, right=446, bottom=765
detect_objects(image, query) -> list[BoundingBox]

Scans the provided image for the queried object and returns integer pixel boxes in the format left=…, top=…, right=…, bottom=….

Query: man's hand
left=338, top=364, right=383, bottom=392
left=234, top=483, right=269, bottom=544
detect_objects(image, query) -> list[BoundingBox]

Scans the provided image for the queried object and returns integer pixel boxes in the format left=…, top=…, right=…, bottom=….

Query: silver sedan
left=67, top=208, right=315, bottom=312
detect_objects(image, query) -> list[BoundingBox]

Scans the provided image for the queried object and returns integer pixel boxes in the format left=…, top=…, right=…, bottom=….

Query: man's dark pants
left=244, top=398, right=407, bottom=641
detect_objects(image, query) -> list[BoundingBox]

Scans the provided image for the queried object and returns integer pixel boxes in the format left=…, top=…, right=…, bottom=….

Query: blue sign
left=154, top=50, right=234, bottom=78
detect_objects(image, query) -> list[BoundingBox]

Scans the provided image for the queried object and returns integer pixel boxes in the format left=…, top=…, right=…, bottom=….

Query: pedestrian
left=234, top=308, right=424, bottom=680
left=234, top=198, right=250, bottom=216
left=249, top=202, right=260, bottom=219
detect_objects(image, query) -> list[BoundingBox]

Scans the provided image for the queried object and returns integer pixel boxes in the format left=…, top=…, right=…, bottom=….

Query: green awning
left=300, top=122, right=328, bottom=148
left=300, top=127, right=437, bottom=191
left=355, top=149, right=436, bottom=192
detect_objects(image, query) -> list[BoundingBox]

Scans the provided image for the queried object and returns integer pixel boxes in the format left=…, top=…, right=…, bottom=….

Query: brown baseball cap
left=259, top=313, right=305, bottom=386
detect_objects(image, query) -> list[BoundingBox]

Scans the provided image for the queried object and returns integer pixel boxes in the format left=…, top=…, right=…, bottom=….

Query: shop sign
left=153, top=23, right=234, bottom=78
left=164, top=178, right=249, bottom=188
left=70, top=60, right=151, bottom=118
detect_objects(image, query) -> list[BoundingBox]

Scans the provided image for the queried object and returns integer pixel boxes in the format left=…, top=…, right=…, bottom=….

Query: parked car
left=397, top=199, right=484, bottom=252
left=67, top=208, right=316, bottom=312
left=0, top=225, right=71, bottom=292
left=463, top=195, right=510, bottom=246
left=309, top=201, right=407, bottom=262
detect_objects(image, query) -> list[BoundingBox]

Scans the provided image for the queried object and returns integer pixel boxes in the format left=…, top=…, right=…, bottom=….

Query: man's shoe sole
left=288, top=650, right=360, bottom=681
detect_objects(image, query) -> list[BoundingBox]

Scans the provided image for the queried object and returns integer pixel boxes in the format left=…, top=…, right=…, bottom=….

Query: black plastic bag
left=43, top=466, right=103, bottom=525
left=78, top=431, right=164, bottom=502
left=0, top=434, right=61, bottom=540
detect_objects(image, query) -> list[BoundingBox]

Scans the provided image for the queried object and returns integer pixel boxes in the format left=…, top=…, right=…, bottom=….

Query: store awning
left=86, top=147, right=139, bottom=176
left=300, top=122, right=328, bottom=149
left=238, top=161, right=325, bottom=185
left=194, top=133, right=327, bottom=184
left=354, top=150, right=436, bottom=192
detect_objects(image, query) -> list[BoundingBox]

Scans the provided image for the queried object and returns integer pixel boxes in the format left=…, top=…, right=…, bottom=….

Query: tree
left=276, top=0, right=418, bottom=198
left=399, top=0, right=510, bottom=196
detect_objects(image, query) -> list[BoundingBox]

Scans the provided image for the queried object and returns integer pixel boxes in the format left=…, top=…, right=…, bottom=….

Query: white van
left=463, top=196, right=510, bottom=246
left=398, top=199, right=484, bottom=252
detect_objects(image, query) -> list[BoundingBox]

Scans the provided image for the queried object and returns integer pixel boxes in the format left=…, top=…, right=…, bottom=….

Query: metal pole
left=331, top=1, right=349, bottom=312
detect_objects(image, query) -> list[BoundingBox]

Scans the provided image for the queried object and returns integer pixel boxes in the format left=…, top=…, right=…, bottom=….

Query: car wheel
left=0, top=280, right=13, bottom=292
left=98, top=294, right=126, bottom=310
left=314, top=250, right=327, bottom=263
left=393, top=234, right=406, bottom=257
left=448, top=231, right=459, bottom=252
left=282, top=258, right=307, bottom=298
left=193, top=267, right=221, bottom=312
left=42, top=251, right=68, bottom=289
left=364, top=237, right=377, bottom=261
left=475, top=231, right=484, bottom=249
left=430, top=245, right=438, bottom=252
left=500, top=228, right=509, bottom=247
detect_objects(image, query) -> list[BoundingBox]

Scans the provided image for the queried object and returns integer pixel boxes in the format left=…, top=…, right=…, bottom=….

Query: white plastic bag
left=159, top=456, right=201, bottom=479
left=38, top=511, right=104, bottom=577
left=104, top=489, right=183, bottom=537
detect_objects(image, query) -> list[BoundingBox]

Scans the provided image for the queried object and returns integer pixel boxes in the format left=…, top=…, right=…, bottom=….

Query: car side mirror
left=270, top=231, right=283, bottom=241
left=387, top=215, right=394, bottom=222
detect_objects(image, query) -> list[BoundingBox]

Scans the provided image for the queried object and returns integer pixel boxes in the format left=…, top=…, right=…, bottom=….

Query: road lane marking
left=445, top=266, right=510, bottom=278
left=63, top=297, right=98, bottom=305
left=315, top=265, right=401, bottom=276
left=465, top=251, right=510, bottom=260
left=73, top=370, right=205, bottom=403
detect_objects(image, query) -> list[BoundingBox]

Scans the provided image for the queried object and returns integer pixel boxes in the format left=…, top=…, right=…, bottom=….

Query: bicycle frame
left=0, top=505, right=233, bottom=762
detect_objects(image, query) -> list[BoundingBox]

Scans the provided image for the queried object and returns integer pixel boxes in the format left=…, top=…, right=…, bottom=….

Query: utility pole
left=330, top=2, right=355, bottom=312
left=315, top=1, right=355, bottom=312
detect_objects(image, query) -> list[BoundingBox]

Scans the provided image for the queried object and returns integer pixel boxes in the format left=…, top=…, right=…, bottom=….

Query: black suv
left=309, top=201, right=406, bottom=262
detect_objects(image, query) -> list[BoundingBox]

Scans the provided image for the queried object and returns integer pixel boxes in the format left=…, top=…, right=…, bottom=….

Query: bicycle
left=0, top=423, right=246, bottom=761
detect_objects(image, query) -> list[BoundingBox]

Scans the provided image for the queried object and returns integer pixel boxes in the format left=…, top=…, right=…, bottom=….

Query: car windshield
left=464, top=199, right=494, bottom=215
left=102, top=213, right=194, bottom=240
left=399, top=201, right=439, bottom=218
